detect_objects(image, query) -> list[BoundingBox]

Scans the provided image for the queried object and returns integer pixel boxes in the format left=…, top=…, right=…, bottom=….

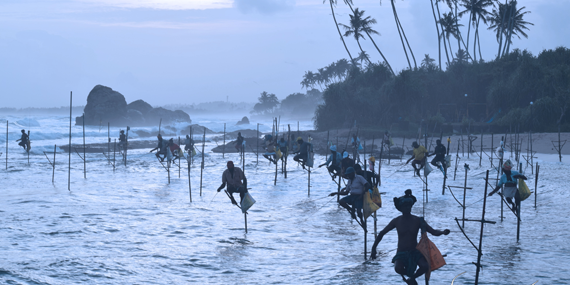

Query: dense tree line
left=251, top=89, right=323, bottom=118
left=314, top=47, right=570, bottom=132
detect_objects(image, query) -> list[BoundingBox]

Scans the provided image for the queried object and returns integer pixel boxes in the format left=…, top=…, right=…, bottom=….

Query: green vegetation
left=314, top=47, right=570, bottom=132
left=310, top=0, right=569, bottom=132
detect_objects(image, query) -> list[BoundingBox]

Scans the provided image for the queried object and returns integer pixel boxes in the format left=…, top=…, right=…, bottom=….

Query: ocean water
left=0, top=114, right=568, bottom=285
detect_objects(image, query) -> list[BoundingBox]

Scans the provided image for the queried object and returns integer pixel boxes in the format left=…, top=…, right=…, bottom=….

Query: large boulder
left=236, top=116, right=250, bottom=125
left=79, top=85, right=191, bottom=126
left=146, top=107, right=191, bottom=125
left=83, top=85, right=128, bottom=125
left=127, top=99, right=153, bottom=115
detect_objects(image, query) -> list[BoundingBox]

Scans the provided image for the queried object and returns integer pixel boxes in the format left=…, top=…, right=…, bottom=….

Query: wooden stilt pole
left=285, top=125, right=290, bottom=178
left=480, top=130, right=483, bottom=167
left=83, top=113, right=86, bottom=179
left=534, top=163, right=539, bottom=208
left=442, top=137, right=450, bottom=195
left=256, top=123, right=259, bottom=165
left=499, top=136, right=504, bottom=222
left=454, top=140, right=460, bottom=181
left=223, top=123, right=226, bottom=159
left=491, top=133, right=494, bottom=169
left=167, top=155, right=170, bottom=184
left=178, top=137, right=181, bottom=178
left=364, top=219, right=367, bottom=260
left=400, top=137, right=405, bottom=162
left=244, top=212, right=248, bottom=233
left=5, top=120, right=8, bottom=170
left=113, top=139, right=116, bottom=172
left=188, top=149, right=192, bottom=202
left=200, top=128, right=205, bottom=196
left=124, top=126, right=128, bottom=167
left=27, top=131, right=30, bottom=165
left=51, top=145, right=56, bottom=183
left=462, top=165, right=468, bottom=228
left=461, top=127, right=464, bottom=157
left=558, top=124, right=562, bottom=162
left=528, top=131, right=534, bottom=174
left=107, top=122, right=110, bottom=164
left=308, top=141, right=311, bottom=196
left=190, top=126, right=194, bottom=165
left=68, top=91, right=72, bottom=191
left=517, top=163, right=522, bottom=241
left=474, top=170, right=491, bottom=284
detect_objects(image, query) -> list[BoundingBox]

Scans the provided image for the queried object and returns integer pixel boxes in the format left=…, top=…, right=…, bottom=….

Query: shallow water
left=1, top=115, right=568, bottom=284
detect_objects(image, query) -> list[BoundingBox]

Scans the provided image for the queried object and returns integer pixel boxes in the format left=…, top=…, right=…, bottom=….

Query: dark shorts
left=327, top=165, right=341, bottom=174
left=392, top=249, right=424, bottom=278
left=340, top=194, right=363, bottom=209
left=431, top=156, right=445, bottom=165
left=294, top=154, right=307, bottom=161
left=228, top=185, right=247, bottom=195
left=412, top=159, right=425, bottom=166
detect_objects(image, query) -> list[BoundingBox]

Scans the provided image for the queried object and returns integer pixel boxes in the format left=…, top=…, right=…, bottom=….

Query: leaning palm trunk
left=396, top=14, right=417, bottom=69
left=503, top=3, right=516, bottom=56
left=497, top=0, right=508, bottom=59
left=476, top=16, right=483, bottom=60
left=391, top=0, right=412, bottom=69
left=466, top=11, right=473, bottom=61
left=448, top=36, right=455, bottom=60
left=367, top=34, right=395, bottom=75
left=455, top=2, right=460, bottom=51
left=357, top=41, right=373, bottom=66
left=473, top=16, right=478, bottom=62
left=430, top=0, right=442, bottom=69
left=329, top=0, right=354, bottom=63
left=346, top=2, right=395, bottom=75
left=436, top=0, right=450, bottom=66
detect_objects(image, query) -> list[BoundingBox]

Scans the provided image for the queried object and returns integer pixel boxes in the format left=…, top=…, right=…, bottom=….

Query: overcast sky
left=0, top=0, right=568, bottom=108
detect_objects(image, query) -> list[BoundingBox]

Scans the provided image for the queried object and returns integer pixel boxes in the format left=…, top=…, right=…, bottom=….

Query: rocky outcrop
left=82, top=85, right=128, bottom=125
left=77, top=85, right=191, bottom=126
left=236, top=116, right=250, bottom=125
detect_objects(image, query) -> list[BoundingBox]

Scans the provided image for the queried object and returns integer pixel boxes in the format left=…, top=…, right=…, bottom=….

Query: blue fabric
left=497, top=170, right=521, bottom=188
left=325, top=152, right=342, bottom=167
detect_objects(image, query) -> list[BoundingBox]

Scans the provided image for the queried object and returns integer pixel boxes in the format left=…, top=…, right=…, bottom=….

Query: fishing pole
left=208, top=191, right=219, bottom=207
left=387, top=163, right=410, bottom=178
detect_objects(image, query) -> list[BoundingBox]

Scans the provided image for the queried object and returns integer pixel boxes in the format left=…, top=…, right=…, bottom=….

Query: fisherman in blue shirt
left=319, top=145, right=342, bottom=178
left=488, top=159, right=527, bottom=213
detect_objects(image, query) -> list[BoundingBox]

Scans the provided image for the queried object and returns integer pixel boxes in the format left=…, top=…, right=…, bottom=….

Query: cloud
left=77, top=0, right=233, bottom=10
left=234, top=0, right=295, bottom=14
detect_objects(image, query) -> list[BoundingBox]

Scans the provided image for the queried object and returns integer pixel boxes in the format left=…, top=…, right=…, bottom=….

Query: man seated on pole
left=292, top=137, right=311, bottom=169
left=217, top=161, right=248, bottom=205
left=406, top=142, right=427, bottom=177
left=427, top=139, right=447, bottom=177
left=329, top=167, right=370, bottom=227
left=318, top=145, right=342, bottom=179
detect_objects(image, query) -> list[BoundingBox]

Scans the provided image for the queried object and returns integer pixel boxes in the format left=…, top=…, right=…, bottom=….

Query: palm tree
left=421, top=54, right=437, bottom=71
left=487, top=0, right=533, bottom=58
left=453, top=49, right=469, bottom=64
left=357, top=51, right=371, bottom=68
left=344, top=1, right=394, bottom=75
left=324, top=0, right=355, bottom=64
left=459, top=0, right=492, bottom=62
left=339, top=8, right=375, bottom=66
left=439, top=12, right=463, bottom=61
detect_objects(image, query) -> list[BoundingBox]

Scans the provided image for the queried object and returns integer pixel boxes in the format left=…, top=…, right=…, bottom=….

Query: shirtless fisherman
left=370, top=190, right=450, bottom=285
